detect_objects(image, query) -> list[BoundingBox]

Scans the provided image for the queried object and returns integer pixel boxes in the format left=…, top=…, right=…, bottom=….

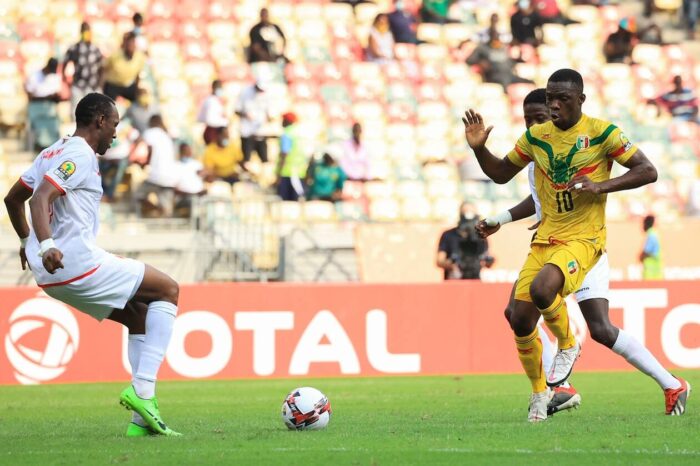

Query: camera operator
left=436, top=202, right=494, bottom=280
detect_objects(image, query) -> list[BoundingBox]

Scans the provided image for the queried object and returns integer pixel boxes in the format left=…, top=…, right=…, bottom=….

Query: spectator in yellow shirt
left=203, top=127, right=244, bottom=185
left=103, top=32, right=146, bottom=102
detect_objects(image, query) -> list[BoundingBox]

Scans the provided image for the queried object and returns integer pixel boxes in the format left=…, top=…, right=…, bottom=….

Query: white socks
left=127, top=334, right=147, bottom=426
left=612, top=329, right=680, bottom=390
left=134, top=301, right=178, bottom=400
left=539, top=324, right=554, bottom=375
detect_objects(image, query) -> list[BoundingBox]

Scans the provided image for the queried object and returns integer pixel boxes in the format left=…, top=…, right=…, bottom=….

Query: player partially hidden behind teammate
left=462, top=69, right=690, bottom=421
left=3, top=93, right=181, bottom=437
left=477, top=88, right=689, bottom=418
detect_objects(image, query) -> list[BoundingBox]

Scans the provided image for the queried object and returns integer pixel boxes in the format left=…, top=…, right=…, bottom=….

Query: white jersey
left=527, top=162, right=609, bottom=301
left=21, top=137, right=108, bottom=287
left=527, top=162, right=542, bottom=221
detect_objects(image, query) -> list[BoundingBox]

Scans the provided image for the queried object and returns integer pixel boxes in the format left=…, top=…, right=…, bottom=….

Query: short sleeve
left=506, top=131, right=534, bottom=168
left=42, top=153, right=93, bottom=195
left=280, top=134, right=292, bottom=154
left=644, top=234, right=660, bottom=256
left=438, top=232, right=450, bottom=253
left=604, top=125, right=637, bottom=165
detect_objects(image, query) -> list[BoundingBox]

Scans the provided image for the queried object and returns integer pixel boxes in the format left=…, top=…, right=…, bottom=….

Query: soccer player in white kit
left=3, top=93, right=183, bottom=436
left=476, top=89, right=689, bottom=417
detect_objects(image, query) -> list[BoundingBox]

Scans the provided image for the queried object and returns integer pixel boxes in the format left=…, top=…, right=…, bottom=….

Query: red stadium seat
left=178, top=20, right=207, bottom=41
left=175, top=0, right=209, bottom=20
left=149, top=0, right=177, bottom=19
left=148, top=20, right=177, bottom=40
left=394, top=43, right=417, bottom=61
left=208, top=0, right=235, bottom=20
left=17, top=22, right=51, bottom=41
left=182, top=38, right=210, bottom=60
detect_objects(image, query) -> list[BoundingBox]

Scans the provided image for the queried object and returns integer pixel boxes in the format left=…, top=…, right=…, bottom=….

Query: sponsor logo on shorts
left=54, top=160, right=76, bottom=181
left=567, top=260, right=578, bottom=274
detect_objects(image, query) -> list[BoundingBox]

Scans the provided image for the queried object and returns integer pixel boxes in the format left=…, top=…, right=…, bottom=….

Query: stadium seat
left=369, top=198, right=401, bottom=221
left=401, top=197, right=432, bottom=221
left=431, top=197, right=461, bottom=223
left=304, top=200, right=337, bottom=223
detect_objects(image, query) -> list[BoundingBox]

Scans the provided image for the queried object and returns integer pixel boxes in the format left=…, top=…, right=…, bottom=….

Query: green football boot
left=125, top=422, right=154, bottom=437
left=119, top=386, right=182, bottom=436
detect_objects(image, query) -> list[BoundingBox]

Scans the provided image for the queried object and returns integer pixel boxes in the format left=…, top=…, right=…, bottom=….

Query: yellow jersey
left=506, top=114, right=637, bottom=245
left=203, top=143, right=243, bottom=178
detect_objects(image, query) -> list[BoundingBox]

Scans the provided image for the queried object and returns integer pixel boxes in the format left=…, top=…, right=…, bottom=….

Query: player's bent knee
left=509, top=311, right=538, bottom=336
left=161, top=278, right=179, bottom=306
left=588, top=321, right=617, bottom=348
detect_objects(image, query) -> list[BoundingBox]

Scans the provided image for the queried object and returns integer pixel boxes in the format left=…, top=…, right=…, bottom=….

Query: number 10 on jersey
left=556, top=190, right=574, bottom=212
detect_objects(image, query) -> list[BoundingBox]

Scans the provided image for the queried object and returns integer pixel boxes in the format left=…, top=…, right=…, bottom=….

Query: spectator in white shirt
left=235, top=77, right=273, bottom=163
left=137, top=115, right=179, bottom=217
left=25, top=58, right=62, bottom=150
left=198, top=80, right=228, bottom=145
left=366, top=14, right=395, bottom=64
left=174, top=142, right=206, bottom=217
left=340, top=122, right=371, bottom=181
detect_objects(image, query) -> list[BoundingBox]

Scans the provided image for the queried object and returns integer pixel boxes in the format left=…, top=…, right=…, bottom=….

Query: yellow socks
left=539, top=294, right=576, bottom=350
left=515, top=328, right=546, bottom=393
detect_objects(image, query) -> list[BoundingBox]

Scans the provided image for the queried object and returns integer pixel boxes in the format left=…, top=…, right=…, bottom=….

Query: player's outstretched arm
left=28, top=180, right=64, bottom=274
left=3, top=180, right=33, bottom=270
left=567, top=149, right=657, bottom=195
left=476, top=195, right=537, bottom=238
left=462, top=109, right=522, bottom=184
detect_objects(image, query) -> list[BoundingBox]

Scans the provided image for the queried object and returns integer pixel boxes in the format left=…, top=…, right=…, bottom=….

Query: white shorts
left=573, top=252, right=609, bottom=302
left=42, top=255, right=145, bottom=321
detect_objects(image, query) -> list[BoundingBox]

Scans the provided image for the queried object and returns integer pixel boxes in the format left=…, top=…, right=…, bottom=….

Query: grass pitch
left=1, top=371, right=699, bottom=465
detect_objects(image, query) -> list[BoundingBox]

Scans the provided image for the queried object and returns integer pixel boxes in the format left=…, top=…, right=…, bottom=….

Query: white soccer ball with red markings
left=281, top=387, right=332, bottom=430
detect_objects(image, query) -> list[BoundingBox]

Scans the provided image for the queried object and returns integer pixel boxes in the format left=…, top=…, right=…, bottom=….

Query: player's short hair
left=644, top=215, right=655, bottom=229
left=75, top=93, right=115, bottom=128
left=523, top=88, right=547, bottom=106
left=548, top=69, right=584, bottom=92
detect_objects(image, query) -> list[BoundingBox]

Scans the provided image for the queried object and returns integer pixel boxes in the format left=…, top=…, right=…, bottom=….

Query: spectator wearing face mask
left=510, top=0, right=543, bottom=49
left=203, top=126, right=244, bottom=185
left=388, top=0, right=420, bottom=44
left=63, top=22, right=103, bottom=119
left=467, top=29, right=534, bottom=89
left=198, top=80, right=229, bottom=145
left=25, top=58, right=62, bottom=150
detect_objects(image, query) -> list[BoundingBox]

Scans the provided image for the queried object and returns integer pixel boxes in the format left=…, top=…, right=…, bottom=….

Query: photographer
left=436, top=202, right=494, bottom=280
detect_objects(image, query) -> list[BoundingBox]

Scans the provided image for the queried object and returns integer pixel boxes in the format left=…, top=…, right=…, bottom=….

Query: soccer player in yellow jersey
left=462, top=69, right=690, bottom=421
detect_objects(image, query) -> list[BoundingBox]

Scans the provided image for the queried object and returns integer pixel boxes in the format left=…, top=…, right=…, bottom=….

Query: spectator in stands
left=533, top=0, right=576, bottom=25
left=132, top=12, right=148, bottom=52
left=124, top=87, right=152, bottom=134
left=478, top=13, right=511, bottom=44
left=640, top=215, right=663, bottom=279
left=198, top=80, right=228, bottom=145
left=63, top=22, right=103, bottom=119
left=103, top=32, right=146, bottom=102
left=649, top=76, right=699, bottom=122
left=138, top=115, right=179, bottom=217
left=603, top=17, right=636, bottom=64
left=421, top=0, right=457, bottom=24
left=25, top=58, right=61, bottom=151
left=366, top=14, right=395, bottom=64
left=203, top=127, right=244, bottom=185
left=175, top=142, right=206, bottom=216
left=436, top=202, right=494, bottom=280
left=340, top=122, right=371, bottom=181
left=248, top=8, right=287, bottom=64
left=277, top=112, right=308, bottom=201
left=100, top=121, right=138, bottom=203
left=306, top=153, right=347, bottom=202
left=466, top=29, right=534, bottom=89
left=236, top=76, right=273, bottom=164
left=684, top=0, right=699, bottom=39
left=510, top=0, right=543, bottom=49
left=388, top=0, right=420, bottom=44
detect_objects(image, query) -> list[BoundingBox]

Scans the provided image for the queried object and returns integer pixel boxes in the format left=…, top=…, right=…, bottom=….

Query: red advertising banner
left=1, top=282, right=699, bottom=385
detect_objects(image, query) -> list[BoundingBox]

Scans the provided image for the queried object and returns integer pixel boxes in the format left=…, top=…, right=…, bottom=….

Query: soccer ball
left=281, top=387, right=332, bottom=430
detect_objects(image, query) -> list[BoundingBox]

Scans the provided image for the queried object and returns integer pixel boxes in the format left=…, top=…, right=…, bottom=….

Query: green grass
left=1, top=372, right=699, bottom=465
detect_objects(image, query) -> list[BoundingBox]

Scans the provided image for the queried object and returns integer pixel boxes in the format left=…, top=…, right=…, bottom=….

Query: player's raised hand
left=19, top=247, right=29, bottom=271
left=462, top=109, right=493, bottom=150
left=568, top=175, right=601, bottom=194
left=475, top=219, right=500, bottom=238
left=42, top=248, right=64, bottom=274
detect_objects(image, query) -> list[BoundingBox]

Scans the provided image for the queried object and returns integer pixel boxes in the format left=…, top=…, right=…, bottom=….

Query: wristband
left=20, top=237, right=28, bottom=248
left=38, top=238, right=56, bottom=257
left=485, top=210, right=512, bottom=227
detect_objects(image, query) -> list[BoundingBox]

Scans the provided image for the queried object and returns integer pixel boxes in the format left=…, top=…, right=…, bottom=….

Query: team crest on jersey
left=54, top=160, right=76, bottom=181
left=620, top=132, right=632, bottom=151
left=576, top=135, right=590, bottom=150
left=567, top=260, right=578, bottom=274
